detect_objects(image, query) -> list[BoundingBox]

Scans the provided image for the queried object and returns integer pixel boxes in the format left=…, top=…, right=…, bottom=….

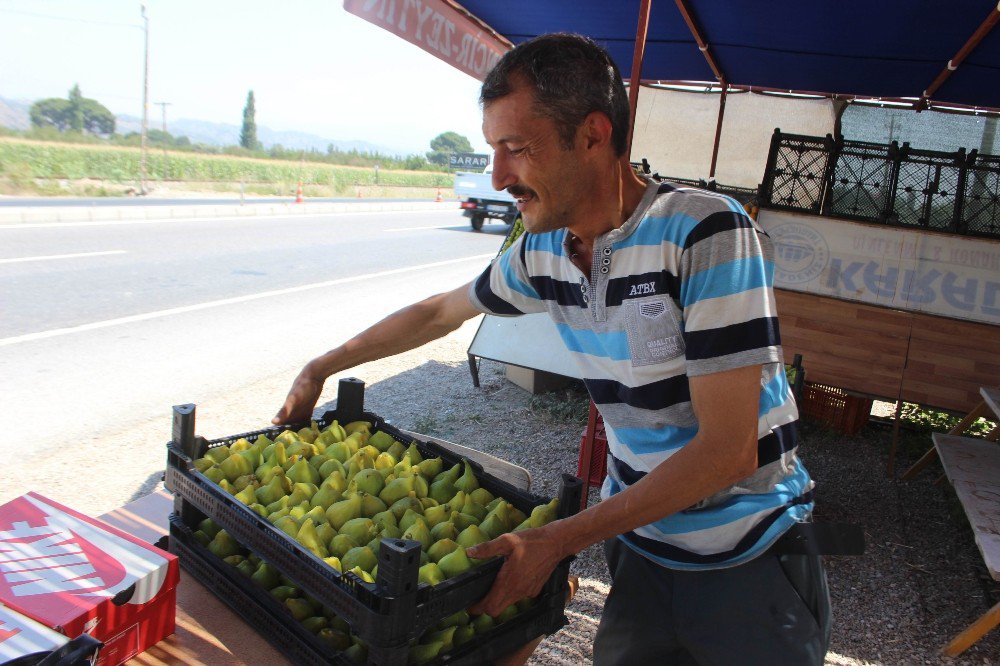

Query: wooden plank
left=933, top=434, right=1000, bottom=580
left=983, top=388, right=1000, bottom=422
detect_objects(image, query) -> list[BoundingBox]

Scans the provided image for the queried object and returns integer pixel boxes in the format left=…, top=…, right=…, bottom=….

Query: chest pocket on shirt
left=623, top=295, right=685, bottom=367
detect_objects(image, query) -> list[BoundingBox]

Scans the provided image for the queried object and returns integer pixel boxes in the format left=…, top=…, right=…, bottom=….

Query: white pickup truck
left=453, top=165, right=520, bottom=231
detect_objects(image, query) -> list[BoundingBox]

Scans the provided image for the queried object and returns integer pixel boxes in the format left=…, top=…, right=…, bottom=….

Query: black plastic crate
left=170, top=514, right=571, bottom=666
left=165, top=378, right=582, bottom=652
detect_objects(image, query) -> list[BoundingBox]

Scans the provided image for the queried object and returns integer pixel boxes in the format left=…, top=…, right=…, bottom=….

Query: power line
left=0, top=8, right=140, bottom=29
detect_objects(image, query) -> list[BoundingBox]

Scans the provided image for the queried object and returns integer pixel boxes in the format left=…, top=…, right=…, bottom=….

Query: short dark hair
left=480, top=33, right=630, bottom=156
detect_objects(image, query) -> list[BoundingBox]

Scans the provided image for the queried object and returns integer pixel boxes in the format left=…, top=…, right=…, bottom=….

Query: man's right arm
left=273, top=281, right=481, bottom=424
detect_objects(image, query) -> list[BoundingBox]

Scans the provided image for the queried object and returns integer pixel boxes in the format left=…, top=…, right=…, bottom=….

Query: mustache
left=506, top=185, right=535, bottom=198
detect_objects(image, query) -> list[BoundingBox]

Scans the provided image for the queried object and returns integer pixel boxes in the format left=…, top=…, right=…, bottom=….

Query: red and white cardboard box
left=0, top=602, right=74, bottom=662
left=0, top=493, right=178, bottom=665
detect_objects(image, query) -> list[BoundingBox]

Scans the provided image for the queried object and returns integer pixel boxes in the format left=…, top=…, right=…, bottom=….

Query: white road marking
left=0, top=250, right=127, bottom=265
left=0, top=254, right=494, bottom=348
left=0, top=209, right=457, bottom=230
left=385, top=224, right=467, bottom=231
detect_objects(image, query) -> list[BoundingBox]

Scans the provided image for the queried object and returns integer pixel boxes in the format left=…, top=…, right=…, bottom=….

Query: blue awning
left=452, top=0, right=1000, bottom=111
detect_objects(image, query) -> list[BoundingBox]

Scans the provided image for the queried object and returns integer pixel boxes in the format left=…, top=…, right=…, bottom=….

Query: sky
left=0, top=0, right=490, bottom=155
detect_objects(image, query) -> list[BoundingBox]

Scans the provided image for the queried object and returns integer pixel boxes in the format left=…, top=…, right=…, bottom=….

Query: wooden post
left=625, top=0, right=652, bottom=160
left=709, top=82, right=728, bottom=179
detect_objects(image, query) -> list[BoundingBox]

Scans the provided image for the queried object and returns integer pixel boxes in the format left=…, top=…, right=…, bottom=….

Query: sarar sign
left=450, top=153, right=489, bottom=170
left=343, top=0, right=510, bottom=81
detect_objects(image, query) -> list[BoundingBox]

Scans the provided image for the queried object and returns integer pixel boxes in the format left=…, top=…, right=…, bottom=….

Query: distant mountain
left=0, top=96, right=404, bottom=156
left=0, top=97, right=31, bottom=130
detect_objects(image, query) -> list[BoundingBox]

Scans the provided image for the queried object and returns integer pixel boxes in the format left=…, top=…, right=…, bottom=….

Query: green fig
left=218, top=479, right=236, bottom=495
left=301, top=616, right=328, bottom=634
left=301, top=505, right=327, bottom=526
left=322, top=419, right=347, bottom=443
left=446, top=490, right=467, bottom=514
left=422, top=504, right=451, bottom=528
left=424, top=625, right=457, bottom=651
left=310, top=479, right=344, bottom=510
left=359, top=444, right=381, bottom=463
left=403, top=443, right=424, bottom=465
left=219, top=453, right=253, bottom=482
left=343, top=641, right=368, bottom=664
left=416, top=456, right=443, bottom=479
left=350, top=468, right=385, bottom=497
left=269, top=585, right=299, bottom=602
left=368, top=430, right=397, bottom=451
left=251, top=562, right=281, bottom=589
left=248, top=503, right=268, bottom=518
left=529, top=498, right=559, bottom=528
left=412, top=474, right=429, bottom=499
left=204, top=445, right=231, bottom=464
left=402, top=519, right=432, bottom=551
left=207, top=530, right=241, bottom=559
left=327, top=441, right=352, bottom=464
left=287, top=482, right=318, bottom=506
left=193, top=456, right=215, bottom=472
left=192, top=530, right=211, bottom=546
left=266, top=494, right=292, bottom=515
left=386, top=441, right=407, bottom=462
left=344, top=420, right=372, bottom=437
left=452, top=512, right=479, bottom=531
left=358, top=492, right=387, bottom=518
left=202, top=465, right=226, bottom=484
left=470, top=488, right=495, bottom=507
left=472, top=613, right=494, bottom=634
left=198, top=518, right=221, bottom=539
left=287, top=457, right=320, bottom=485
left=275, top=429, right=300, bottom=446
left=398, top=509, right=425, bottom=533
left=508, top=506, right=528, bottom=527
left=495, top=604, right=518, bottom=624
left=223, top=554, right=245, bottom=567
left=379, top=525, right=402, bottom=540
left=326, top=493, right=362, bottom=530
left=318, top=458, right=347, bottom=480
left=461, top=495, right=488, bottom=522
left=427, top=538, right=459, bottom=563
left=285, top=597, right=313, bottom=622
left=234, top=484, right=256, bottom=505
left=372, top=509, right=397, bottom=531
left=408, top=641, right=443, bottom=665
left=430, top=520, right=459, bottom=542
left=317, top=628, right=352, bottom=650
left=456, top=525, right=489, bottom=551
left=378, top=477, right=414, bottom=506
left=342, top=546, right=378, bottom=573
left=308, top=453, right=332, bottom=471
left=389, top=495, right=423, bottom=521
left=418, top=497, right=439, bottom=512
left=323, top=556, right=343, bottom=572
left=454, top=623, right=475, bottom=646
left=479, top=512, right=508, bottom=540
left=436, top=609, right=470, bottom=630
left=437, top=547, right=472, bottom=579
left=316, top=523, right=336, bottom=546
left=273, top=515, right=300, bottom=539
left=428, top=478, right=456, bottom=505
left=329, top=534, right=359, bottom=559
left=453, top=459, right=479, bottom=494
left=418, top=562, right=445, bottom=586
left=255, top=474, right=287, bottom=506
left=340, top=518, right=377, bottom=545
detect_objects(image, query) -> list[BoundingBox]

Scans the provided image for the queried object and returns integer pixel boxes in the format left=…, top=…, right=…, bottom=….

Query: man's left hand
left=466, top=523, right=566, bottom=617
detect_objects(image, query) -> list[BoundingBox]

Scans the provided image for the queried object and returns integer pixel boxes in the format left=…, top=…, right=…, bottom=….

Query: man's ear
left=580, top=111, right=613, bottom=152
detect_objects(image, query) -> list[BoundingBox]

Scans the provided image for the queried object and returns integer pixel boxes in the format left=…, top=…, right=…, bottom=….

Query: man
left=275, top=33, right=830, bottom=665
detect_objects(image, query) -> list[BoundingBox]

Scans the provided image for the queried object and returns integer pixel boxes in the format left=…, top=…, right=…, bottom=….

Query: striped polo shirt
left=468, top=179, right=814, bottom=570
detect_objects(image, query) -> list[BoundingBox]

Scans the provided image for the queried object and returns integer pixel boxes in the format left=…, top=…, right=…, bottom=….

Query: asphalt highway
left=0, top=207, right=511, bottom=510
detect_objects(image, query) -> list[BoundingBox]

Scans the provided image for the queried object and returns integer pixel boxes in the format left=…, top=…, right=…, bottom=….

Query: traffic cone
left=295, top=181, right=303, bottom=204
left=435, top=188, right=443, bottom=202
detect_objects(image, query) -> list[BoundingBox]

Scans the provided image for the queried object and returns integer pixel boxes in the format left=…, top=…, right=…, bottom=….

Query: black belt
left=770, top=522, right=865, bottom=556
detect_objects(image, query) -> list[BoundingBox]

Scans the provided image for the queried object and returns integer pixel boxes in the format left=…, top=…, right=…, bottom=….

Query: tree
left=426, top=131, right=473, bottom=166
left=29, top=85, right=115, bottom=136
left=240, top=90, right=259, bottom=150
left=30, top=98, right=72, bottom=131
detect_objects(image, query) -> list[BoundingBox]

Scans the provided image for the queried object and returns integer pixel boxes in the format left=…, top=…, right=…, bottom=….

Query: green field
left=0, top=138, right=451, bottom=195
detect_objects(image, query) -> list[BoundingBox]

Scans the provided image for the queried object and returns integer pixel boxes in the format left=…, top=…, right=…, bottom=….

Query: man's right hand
left=273, top=367, right=325, bottom=425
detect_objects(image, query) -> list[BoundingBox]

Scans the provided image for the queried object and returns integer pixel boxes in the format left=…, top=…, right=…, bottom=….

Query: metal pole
left=708, top=82, right=728, bottom=179
left=155, top=101, right=171, bottom=180
left=625, top=0, right=652, bottom=160
left=140, top=4, right=149, bottom=195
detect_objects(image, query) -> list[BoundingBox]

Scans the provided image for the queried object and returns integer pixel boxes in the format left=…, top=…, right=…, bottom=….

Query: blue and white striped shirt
left=469, top=179, right=814, bottom=570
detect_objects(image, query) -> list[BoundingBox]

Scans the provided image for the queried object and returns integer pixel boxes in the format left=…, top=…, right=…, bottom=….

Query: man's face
left=482, top=83, right=586, bottom=234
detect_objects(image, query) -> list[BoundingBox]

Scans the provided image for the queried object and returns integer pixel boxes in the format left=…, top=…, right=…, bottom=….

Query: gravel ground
left=360, top=358, right=999, bottom=666
left=4, top=319, right=997, bottom=664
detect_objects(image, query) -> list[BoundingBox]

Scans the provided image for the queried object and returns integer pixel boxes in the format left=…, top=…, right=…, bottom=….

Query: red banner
left=344, top=0, right=510, bottom=81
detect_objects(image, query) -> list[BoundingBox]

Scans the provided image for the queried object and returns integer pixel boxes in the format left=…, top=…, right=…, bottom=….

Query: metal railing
left=758, top=129, right=1000, bottom=239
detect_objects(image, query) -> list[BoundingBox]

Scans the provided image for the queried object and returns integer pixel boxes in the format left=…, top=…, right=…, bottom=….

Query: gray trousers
left=593, top=538, right=831, bottom=665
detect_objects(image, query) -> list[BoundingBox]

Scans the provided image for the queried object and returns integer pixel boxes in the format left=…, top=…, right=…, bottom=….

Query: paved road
left=0, top=196, right=429, bottom=207
left=0, top=208, right=510, bottom=513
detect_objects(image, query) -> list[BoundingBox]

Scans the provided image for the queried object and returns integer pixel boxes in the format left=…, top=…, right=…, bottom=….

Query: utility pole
left=139, top=3, right=150, bottom=195
left=155, top=101, right=171, bottom=180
